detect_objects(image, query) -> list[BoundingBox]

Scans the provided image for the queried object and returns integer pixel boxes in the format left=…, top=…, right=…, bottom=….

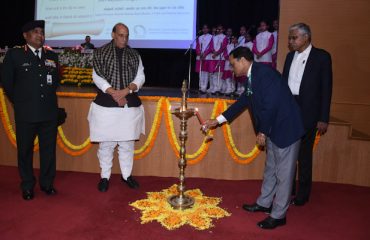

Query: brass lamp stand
left=168, top=80, right=197, bottom=210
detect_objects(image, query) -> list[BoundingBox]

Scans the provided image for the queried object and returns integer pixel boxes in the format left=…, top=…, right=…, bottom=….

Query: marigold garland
left=0, top=89, right=321, bottom=162
left=57, top=92, right=96, bottom=98
left=130, top=184, right=231, bottom=230
left=57, top=136, right=92, bottom=156
left=61, top=66, right=93, bottom=86
left=57, top=127, right=91, bottom=150
left=133, top=97, right=163, bottom=160
left=0, top=88, right=17, bottom=147
left=220, top=101, right=261, bottom=164
left=1, top=89, right=88, bottom=154
left=167, top=97, right=235, bottom=104
left=0, top=89, right=39, bottom=151
left=163, top=98, right=217, bottom=164
left=314, top=131, right=321, bottom=148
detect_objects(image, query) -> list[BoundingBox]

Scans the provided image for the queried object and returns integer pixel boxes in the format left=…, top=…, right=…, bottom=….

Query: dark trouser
left=15, top=120, right=57, bottom=191
left=292, top=127, right=317, bottom=201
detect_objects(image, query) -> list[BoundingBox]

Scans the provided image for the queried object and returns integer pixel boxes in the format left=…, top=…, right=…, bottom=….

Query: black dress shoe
left=257, top=216, right=286, bottom=229
left=22, top=190, right=34, bottom=200
left=242, top=203, right=272, bottom=213
left=121, top=176, right=139, bottom=189
left=290, top=198, right=307, bottom=206
left=41, top=186, right=57, bottom=195
left=98, top=178, right=109, bottom=192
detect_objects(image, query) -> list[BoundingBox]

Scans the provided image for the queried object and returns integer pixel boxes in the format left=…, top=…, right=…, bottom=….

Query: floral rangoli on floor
left=130, top=184, right=231, bottom=230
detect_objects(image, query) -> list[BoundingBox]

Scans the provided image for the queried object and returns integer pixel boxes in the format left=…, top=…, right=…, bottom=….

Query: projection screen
left=35, top=0, right=198, bottom=49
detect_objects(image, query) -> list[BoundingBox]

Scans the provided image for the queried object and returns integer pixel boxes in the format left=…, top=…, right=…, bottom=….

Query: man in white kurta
left=87, top=23, right=145, bottom=192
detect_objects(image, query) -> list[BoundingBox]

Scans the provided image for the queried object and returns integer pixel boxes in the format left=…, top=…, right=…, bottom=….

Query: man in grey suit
left=204, top=47, right=304, bottom=229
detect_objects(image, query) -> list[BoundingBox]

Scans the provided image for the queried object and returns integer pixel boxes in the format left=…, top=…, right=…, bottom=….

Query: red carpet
left=0, top=165, right=369, bottom=240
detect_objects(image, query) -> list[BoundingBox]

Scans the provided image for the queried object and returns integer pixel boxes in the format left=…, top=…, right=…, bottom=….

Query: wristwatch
left=128, top=86, right=133, bottom=94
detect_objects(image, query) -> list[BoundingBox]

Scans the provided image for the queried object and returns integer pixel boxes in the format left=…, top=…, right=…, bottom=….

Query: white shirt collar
left=297, top=43, right=312, bottom=55
left=247, top=62, right=253, bottom=78
left=27, top=44, right=42, bottom=55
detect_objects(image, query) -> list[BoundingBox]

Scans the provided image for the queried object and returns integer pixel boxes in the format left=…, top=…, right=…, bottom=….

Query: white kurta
left=88, top=58, right=145, bottom=142
left=254, top=31, right=273, bottom=62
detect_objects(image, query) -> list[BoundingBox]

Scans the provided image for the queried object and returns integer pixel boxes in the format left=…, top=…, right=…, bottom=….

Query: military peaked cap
left=22, top=20, right=45, bottom=33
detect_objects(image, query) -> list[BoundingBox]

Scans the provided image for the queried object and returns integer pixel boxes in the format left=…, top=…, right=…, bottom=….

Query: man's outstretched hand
left=202, top=119, right=219, bottom=132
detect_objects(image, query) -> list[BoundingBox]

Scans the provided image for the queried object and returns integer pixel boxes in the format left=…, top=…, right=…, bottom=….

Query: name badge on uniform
left=47, top=74, right=53, bottom=85
left=45, top=59, right=56, bottom=68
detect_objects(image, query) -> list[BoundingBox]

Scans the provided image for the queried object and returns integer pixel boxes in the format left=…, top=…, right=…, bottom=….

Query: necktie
left=247, top=74, right=258, bottom=127
left=35, top=49, right=41, bottom=61
left=246, top=74, right=253, bottom=96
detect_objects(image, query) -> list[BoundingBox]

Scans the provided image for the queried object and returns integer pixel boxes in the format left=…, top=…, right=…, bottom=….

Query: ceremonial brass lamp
left=167, top=80, right=200, bottom=210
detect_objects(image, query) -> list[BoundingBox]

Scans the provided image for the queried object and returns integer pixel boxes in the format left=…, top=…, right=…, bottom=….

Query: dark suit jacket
left=1, top=46, right=59, bottom=122
left=282, top=46, right=332, bottom=130
left=223, top=62, right=304, bottom=148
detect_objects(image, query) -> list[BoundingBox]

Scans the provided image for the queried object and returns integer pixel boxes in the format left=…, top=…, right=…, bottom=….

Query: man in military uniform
left=1, top=20, right=60, bottom=200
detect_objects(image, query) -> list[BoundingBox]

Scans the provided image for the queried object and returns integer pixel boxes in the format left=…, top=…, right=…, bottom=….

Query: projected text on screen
left=36, top=0, right=197, bottom=49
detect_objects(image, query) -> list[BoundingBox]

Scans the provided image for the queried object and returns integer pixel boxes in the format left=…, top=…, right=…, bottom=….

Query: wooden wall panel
left=1, top=95, right=369, bottom=186
left=278, top=0, right=370, bottom=133
left=330, top=102, right=370, bottom=134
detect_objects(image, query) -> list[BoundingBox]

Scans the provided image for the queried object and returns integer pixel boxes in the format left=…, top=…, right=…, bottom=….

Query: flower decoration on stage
left=130, top=184, right=231, bottom=230
left=220, top=101, right=261, bottom=164
left=0, top=90, right=321, bottom=162
left=59, top=48, right=94, bottom=86
left=163, top=98, right=217, bottom=164
left=133, top=97, right=163, bottom=159
left=60, top=66, right=93, bottom=87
